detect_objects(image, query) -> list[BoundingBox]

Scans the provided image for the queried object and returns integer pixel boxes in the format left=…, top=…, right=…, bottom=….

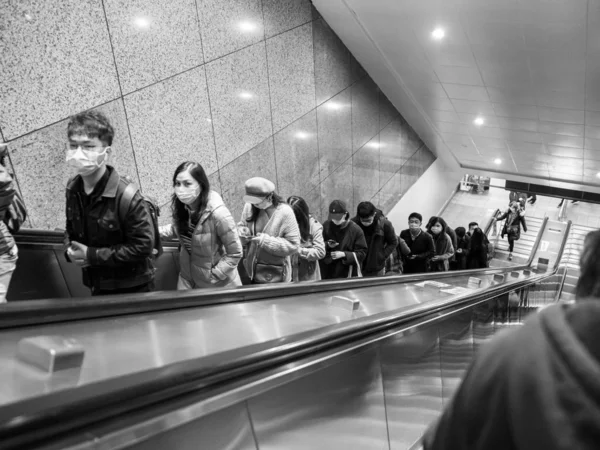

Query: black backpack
left=119, top=180, right=163, bottom=259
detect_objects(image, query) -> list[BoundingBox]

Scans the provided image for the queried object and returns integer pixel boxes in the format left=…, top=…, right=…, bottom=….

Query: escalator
left=0, top=217, right=571, bottom=450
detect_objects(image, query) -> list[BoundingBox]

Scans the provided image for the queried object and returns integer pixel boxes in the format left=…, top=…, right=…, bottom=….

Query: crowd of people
left=52, top=111, right=507, bottom=297
left=0, top=112, right=529, bottom=299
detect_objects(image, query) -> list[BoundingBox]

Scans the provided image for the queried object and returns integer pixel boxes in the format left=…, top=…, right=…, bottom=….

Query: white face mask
left=66, top=147, right=109, bottom=176
left=255, top=198, right=272, bottom=210
left=175, top=185, right=200, bottom=205
left=332, top=218, right=345, bottom=226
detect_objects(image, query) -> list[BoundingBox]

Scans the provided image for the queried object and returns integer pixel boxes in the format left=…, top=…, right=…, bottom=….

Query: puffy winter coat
left=160, top=190, right=242, bottom=289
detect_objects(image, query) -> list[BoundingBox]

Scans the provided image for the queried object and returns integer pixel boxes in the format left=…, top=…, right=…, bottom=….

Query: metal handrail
left=558, top=198, right=568, bottom=222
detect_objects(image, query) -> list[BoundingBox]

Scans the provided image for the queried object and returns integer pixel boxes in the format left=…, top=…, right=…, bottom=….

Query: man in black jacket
left=64, top=111, right=156, bottom=296
left=320, top=200, right=367, bottom=279
left=352, top=201, right=398, bottom=277
left=399, top=212, right=435, bottom=273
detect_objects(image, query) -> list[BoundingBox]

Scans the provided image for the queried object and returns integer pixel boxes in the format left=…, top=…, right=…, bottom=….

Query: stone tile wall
left=0, top=0, right=435, bottom=228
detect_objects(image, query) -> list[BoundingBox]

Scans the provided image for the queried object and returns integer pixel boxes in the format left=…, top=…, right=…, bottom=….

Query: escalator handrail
left=553, top=220, right=572, bottom=271
left=0, top=263, right=535, bottom=329
left=0, top=211, right=541, bottom=329
left=483, top=208, right=501, bottom=235
left=0, top=221, right=565, bottom=448
left=0, top=268, right=565, bottom=449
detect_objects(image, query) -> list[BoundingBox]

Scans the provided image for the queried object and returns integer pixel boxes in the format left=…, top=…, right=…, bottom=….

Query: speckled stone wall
left=0, top=0, right=436, bottom=229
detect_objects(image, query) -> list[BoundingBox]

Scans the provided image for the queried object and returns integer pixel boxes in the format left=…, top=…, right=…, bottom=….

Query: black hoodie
left=424, top=300, right=600, bottom=450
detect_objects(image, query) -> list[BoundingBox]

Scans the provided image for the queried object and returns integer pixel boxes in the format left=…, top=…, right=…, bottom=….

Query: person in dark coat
left=351, top=201, right=398, bottom=277
left=497, top=201, right=527, bottom=261
left=320, top=200, right=367, bottom=279
left=453, top=227, right=470, bottom=270
left=423, top=230, right=600, bottom=450
left=399, top=212, right=435, bottom=274
left=426, top=216, right=454, bottom=272
left=466, top=227, right=488, bottom=269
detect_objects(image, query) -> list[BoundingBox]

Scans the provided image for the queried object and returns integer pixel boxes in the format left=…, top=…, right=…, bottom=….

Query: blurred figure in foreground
left=424, top=230, right=600, bottom=450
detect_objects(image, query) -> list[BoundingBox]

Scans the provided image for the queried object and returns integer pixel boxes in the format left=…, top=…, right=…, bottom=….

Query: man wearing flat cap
left=320, top=199, right=367, bottom=279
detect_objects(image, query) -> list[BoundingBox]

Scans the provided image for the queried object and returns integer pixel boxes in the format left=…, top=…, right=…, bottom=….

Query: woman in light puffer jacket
left=160, top=161, right=242, bottom=289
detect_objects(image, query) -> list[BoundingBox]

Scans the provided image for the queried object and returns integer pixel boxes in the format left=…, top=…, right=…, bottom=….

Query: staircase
left=557, top=224, right=596, bottom=303
left=488, top=216, right=544, bottom=268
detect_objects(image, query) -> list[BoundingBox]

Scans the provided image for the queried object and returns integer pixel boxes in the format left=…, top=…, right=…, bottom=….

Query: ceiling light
left=238, top=21, right=257, bottom=32
left=133, top=17, right=150, bottom=28
left=596, top=172, right=600, bottom=178
left=474, top=117, right=485, bottom=126
left=326, top=102, right=343, bottom=111
left=238, top=92, right=253, bottom=100
left=295, top=131, right=309, bottom=139
left=366, top=142, right=380, bottom=149
left=494, top=158, right=502, bottom=165
left=431, top=28, right=445, bottom=40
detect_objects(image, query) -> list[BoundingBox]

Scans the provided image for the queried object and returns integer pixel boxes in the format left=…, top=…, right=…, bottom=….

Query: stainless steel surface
left=331, top=295, right=361, bottom=311
left=438, top=309, right=473, bottom=402
left=17, top=336, right=84, bottom=373
left=380, top=324, right=442, bottom=450
left=249, top=345, right=389, bottom=450
left=124, top=403, right=257, bottom=450
left=38, top=292, right=523, bottom=450
left=0, top=271, right=519, bottom=407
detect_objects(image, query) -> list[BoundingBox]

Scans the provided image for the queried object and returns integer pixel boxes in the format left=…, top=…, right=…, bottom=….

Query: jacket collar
left=198, top=190, right=224, bottom=224
left=101, top=166, right=120, bottom=198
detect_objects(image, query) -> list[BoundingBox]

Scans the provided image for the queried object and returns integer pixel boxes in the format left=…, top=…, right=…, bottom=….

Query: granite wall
left=0, top=0, right=436, bottom=229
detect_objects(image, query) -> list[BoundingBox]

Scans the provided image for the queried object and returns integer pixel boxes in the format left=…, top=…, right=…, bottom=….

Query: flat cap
left=243, top=177, right=276, bottom=205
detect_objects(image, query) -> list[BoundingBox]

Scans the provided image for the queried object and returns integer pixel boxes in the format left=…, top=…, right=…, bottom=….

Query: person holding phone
left=399, top=212, right=435, bottom=274
left=320, top=200, right=367, bottom=279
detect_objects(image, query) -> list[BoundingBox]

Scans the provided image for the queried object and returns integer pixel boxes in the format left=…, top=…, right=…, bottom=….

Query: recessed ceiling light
left=596, top=172, right=600, bottom=178
left=431, top=28, right=445, bottom=40
left=474, top=117, right=485, bottom=126
left=295, top=131, right=309, bottom=139
left=494, top=158, right=502, bottom=165
left=238, top=21, right=257, bottom=32
left=366, top=142, right=380, bottom=149
left=134, top=17, right=150, bottom=28
left=238, top=92, right=253, bottom=100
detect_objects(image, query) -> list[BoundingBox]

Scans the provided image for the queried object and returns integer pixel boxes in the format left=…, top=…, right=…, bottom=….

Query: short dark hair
left=67, top=111, right=114, bottom=146
left=357, top=201, right=376, bottom=218
left=468, top=222, right=479, bottom=229
left=455, top=226, right=466, bottom=238
left=576, top=230, right=600, bottom=299
left=408, top=212, right=422, bottom=223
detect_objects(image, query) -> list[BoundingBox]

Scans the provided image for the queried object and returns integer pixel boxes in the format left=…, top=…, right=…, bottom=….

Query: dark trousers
left=508, top=237, right=516, bottom=252
left=92, top=281, right=155, bottom=296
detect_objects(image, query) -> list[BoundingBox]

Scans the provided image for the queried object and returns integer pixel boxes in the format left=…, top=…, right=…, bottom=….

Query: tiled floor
left=441, top=186, right=600, bottom=230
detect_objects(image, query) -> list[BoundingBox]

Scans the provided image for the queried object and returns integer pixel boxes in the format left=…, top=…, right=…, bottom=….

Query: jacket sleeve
left=259, top=207, right=301, bottom=257
left=397, top=236, right=411, bottom=256
left=520, top=215, right=527, bottom=232
left=343, top=226, right=367, bottom=265
left=412, top=233, right=435, bottom=260
left=211, top=206, right=243, bottom=281
left=437, top=235, right=455, bottom=260
left=301, top=221, right=326, bottom=261
left=496, top=211, right=508, bottom=221
left=382, top=220, right=399, bottom=259
left=159, top=223, right=177, bottom=240
left=87, top=194, right=155, bottom=266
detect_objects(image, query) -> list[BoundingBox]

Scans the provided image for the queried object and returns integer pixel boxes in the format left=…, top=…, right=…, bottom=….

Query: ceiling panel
left=338, top=0, right=600, bottom=188
left=537, top=107, right=584, bottom=124
left=538, top=122, right=584, bottom=138
left=433, top=66, right=484, bottom=85
left=443, top=84, right=490, bottom=102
